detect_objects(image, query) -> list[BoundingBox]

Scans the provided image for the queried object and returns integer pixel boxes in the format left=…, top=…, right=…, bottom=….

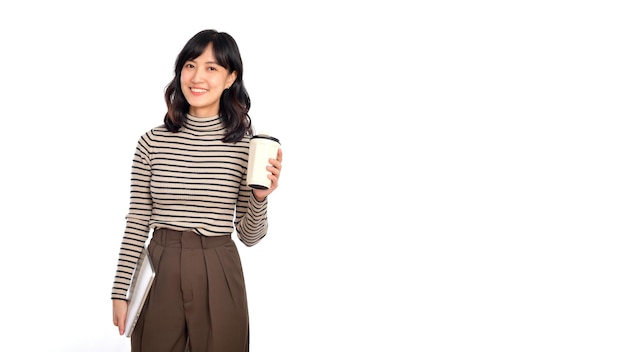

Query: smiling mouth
left=190, top=88, right=208, bottom=93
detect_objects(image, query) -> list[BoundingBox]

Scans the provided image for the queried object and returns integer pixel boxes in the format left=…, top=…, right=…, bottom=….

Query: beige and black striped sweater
left=111, top=114, right=268, bottom=300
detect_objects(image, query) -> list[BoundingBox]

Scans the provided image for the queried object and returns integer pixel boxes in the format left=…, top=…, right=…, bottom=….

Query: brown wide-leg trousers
left=131, top=228, right=249, bottom=352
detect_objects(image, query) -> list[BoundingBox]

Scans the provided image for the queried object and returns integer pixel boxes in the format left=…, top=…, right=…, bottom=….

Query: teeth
left=191, top=88, right=207, bottom=93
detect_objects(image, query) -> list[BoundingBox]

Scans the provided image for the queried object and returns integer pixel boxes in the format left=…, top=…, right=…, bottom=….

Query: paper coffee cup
left=246, top=134, right=280, bottom=189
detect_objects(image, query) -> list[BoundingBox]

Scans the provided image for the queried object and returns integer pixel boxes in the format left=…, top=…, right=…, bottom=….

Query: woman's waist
left=152, top=227, right=232, bottom=249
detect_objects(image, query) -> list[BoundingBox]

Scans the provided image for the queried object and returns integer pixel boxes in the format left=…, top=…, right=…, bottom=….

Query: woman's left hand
left=252, top=148, right=283, bottom=201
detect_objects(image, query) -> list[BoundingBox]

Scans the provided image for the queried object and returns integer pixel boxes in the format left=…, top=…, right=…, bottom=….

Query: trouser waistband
left=152, top=228, right=231, bottom=249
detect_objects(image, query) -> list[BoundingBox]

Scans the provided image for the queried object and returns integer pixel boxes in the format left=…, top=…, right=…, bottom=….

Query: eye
left=184, top=63, right=195, bottom=69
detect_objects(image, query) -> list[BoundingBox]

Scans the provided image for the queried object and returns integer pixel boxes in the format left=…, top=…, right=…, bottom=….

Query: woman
left=111, top=29, right=282, bottom=352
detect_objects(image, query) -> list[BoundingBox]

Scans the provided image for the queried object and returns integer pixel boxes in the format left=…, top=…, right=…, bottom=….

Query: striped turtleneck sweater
left=111, top=114, right=268, bottom=300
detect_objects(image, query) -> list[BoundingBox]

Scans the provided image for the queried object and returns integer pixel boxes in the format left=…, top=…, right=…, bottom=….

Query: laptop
left=125, top=247, right=156, bottom=337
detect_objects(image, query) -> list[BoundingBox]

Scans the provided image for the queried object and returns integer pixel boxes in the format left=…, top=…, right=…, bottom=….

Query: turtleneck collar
left=184, top=114, right=224, bottom=132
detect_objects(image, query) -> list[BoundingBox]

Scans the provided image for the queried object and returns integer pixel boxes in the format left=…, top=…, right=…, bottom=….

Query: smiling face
left=180, top=43, right=237, bottom=117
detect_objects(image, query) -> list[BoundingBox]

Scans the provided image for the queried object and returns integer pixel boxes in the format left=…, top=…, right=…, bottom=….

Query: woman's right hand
left=112, top=299, right=128, bottom=335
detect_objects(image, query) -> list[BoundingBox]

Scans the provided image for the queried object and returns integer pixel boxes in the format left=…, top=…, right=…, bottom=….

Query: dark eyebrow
left=185, top=59, right=217, bottom=64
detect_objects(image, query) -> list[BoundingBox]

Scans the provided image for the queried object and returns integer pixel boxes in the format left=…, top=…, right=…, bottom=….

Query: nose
left=191, top=68, right=205, bottom=83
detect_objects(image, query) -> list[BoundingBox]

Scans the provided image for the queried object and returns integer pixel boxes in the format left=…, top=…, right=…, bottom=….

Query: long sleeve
left=234, top=176, right=269, bottom=246
left=111, top=134, right=153, bottom=300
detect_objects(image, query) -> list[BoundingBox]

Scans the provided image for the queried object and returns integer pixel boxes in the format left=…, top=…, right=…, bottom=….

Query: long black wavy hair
left=163, top=29, right=252, bottom=143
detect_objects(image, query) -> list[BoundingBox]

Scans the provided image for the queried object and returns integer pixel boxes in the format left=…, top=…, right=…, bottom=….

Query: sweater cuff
left=250, top=191, right=268, bottom=208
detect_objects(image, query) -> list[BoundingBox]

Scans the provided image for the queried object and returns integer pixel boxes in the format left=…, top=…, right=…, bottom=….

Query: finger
left=268, top=158, right=281, bottom=171
left=267, top=173, right=279, bottom=188
left=119, top=320, right=125, bottom=336
left=276, top=148, right=283, bottom=163
left=266, top=164, right=280, bottom=177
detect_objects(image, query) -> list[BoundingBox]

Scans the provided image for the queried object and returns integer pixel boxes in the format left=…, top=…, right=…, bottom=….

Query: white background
left=1, top=1, right=625, bottom=351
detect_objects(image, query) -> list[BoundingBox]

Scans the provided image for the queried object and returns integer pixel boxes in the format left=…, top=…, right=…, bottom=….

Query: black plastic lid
left=251, top=134, right=280, bottom=144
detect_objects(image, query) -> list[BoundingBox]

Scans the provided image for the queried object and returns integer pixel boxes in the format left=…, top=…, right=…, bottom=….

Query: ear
left=226, top=71, right=237, bottom=88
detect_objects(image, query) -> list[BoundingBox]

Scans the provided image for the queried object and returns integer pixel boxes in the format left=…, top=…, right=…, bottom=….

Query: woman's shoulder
left=150, top=123, right=168, bottom=133
left=133, top=124, right=167, bottom=145
left=140, top=124, right=168, bottom=137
